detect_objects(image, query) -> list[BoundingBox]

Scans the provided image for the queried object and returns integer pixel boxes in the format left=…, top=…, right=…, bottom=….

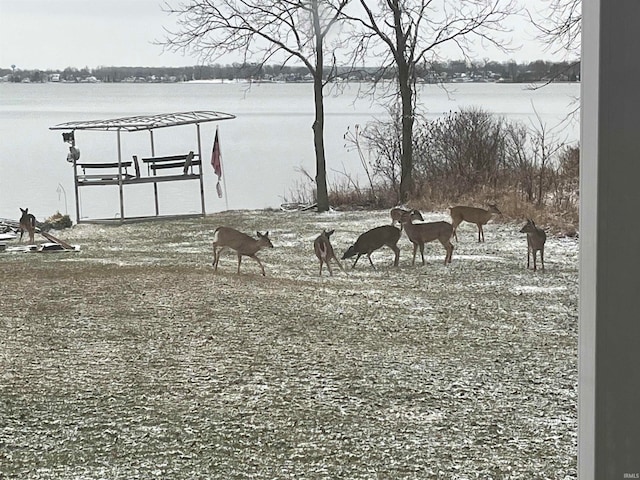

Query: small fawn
left=520, top=219, right=546, bottom=271
left=313, top=229, right=345, bottom=276
left=342, top=225, right=401, bottom=269
left=212, top=227, right=274, bottom=276
left=19, top=208, right=36, bottom=244
left=400, top=210, right=454, bottom=265
left=390, top=207, right=423, bottom=230
left=450, top=203, right=501, bottom=242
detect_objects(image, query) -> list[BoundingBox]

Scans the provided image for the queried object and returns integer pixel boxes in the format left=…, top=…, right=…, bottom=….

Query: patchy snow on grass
left=511, top=285, right=568, bottom=295
left=1, top=209, right=579, bottom=479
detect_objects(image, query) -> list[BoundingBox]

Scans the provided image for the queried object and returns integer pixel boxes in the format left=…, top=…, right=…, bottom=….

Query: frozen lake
left=0, top=81, right=579, bottom=221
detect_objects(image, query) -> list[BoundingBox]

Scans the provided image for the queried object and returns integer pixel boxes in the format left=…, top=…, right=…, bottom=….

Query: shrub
left=43, top=212, right=73, bottom=230
left=342, top=106, right=580, bottom=229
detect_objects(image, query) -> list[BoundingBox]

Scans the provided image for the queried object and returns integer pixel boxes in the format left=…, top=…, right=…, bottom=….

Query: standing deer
left=212, top=227, right=274, bottom=276
left=390, top=207, right=423, bottom=230
left=313, top=229, right=345, bottom=276
left=400, top=210, right=454, bottom=265
left=520, top=219, right=546, bottom=271
left=342, top=225, right=401, bottom=269
left=19, top=208, right=36, bottom=244
left=449, top=203, right=501, bottom=242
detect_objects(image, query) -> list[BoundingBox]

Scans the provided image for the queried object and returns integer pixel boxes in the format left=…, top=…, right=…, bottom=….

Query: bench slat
left=77, top=162, right=132, bottom=169
left=150, top=160, right=202, bottom=170
left=141, top=154, right=197, bottom=163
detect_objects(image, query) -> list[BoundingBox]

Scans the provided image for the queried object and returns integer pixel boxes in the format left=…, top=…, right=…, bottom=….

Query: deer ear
left=327, top=229, right=335, bottom=236
left=256, top=231, right=262, bottom=238
left=265, top=231, right=269, bottom=237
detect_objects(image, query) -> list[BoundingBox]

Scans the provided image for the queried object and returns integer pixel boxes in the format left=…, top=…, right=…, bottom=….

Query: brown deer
left=400, top=210, right=454, bottom=265
left=212, top=227, right=274, bottom=276
left=342, top=225, right=401, bottom=269
left=390, top=207, right=423, bottom=230
left=19, top=208, right=36, bottom=244
left=313, top=229, right=346, bottom=276
left=520, top=219, right=546, bottom=271
left=449, top=203, right=501, bottom=242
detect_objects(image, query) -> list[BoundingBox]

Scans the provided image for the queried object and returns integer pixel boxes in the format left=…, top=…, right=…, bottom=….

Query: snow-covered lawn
left=1, top=209, right=578, bottom=479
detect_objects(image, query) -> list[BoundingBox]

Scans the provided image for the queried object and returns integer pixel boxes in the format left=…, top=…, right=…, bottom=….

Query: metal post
left=117, top=129, right=125, bottom=222
left=73, top=158, right=81, bottom=224
left=150, top=129, right=159, bottom=216
left=196, top=123, right=206, bottom=217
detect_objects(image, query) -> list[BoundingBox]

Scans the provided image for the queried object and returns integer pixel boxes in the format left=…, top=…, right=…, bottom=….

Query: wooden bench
left=76, top=161, right=136, bottom=185
left=141, top=151, right=200, bottom=177
left=75, top=152, right=201, bottom=186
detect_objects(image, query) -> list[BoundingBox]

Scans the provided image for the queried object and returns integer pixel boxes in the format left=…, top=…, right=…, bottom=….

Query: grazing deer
left=449, top=203, right=501, bottom=242
left=520, top=219, right=546, bottom=271
left=390, top=207, right=423, bottom=230
left=342, top=225, right=401, bottom=269
left=400, top=210, right=454, bottom=265
left=313, top=229, right=346, bottom=276
left=19, top=208, right=36, bottom=244
left=212, top=227, right=273, bottom=276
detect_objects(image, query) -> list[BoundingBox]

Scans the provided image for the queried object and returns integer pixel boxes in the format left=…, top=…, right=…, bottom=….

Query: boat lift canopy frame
left=50, top=111, right=235, bottom=224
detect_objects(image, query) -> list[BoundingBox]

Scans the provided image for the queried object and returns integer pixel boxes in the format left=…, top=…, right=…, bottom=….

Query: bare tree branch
left=341, top=0, right=517, bottom=202
left=161, top=0, right=352, bottom=211
left=527, top=0, right=581, bottom=58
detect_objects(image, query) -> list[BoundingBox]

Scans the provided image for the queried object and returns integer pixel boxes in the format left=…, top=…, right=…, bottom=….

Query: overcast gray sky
left=0, top=0, right=568, bottom=71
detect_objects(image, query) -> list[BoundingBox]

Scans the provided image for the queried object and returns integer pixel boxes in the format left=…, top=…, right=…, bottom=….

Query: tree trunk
left=312, top=1, right=330, bottom=213
left=398, top=61, right=414, bottom=203
left=391, top=0, right=414, bottom=204
left=312, top=74, right=329, bottom=212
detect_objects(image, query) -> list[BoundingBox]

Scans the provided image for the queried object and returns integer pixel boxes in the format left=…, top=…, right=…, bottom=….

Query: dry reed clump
left=0, top=210, right=578, bottom=479
left=43, top=211, right=73, bottom=230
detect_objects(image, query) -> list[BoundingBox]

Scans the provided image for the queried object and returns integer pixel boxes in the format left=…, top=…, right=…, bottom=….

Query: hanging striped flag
left=211, top=127, right=223, bottom=198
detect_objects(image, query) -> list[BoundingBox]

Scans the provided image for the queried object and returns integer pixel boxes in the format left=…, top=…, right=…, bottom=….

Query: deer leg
left=478, top=224, right=484, bottom=242
left=390, top=245, right=400, bottom=267
left=540, top=248, right=545, bottom=271
left=419, top=243, right=425, bottom=266
left=352, top=254, right=362, bottom=269
left=318, top=259, right=323, bottom=276
left=439, top=239, right=450, bottom=264
left=250, top=255, right=266, bottom=276
left=411, top=243, right=418, bottom=266
left=237, top=253, right=243, bottom=274
left=326, top=258, right=333, bottom=276
left=213, top=246, right=223, bottom=270
left=366, top=253, right=376, bottom=270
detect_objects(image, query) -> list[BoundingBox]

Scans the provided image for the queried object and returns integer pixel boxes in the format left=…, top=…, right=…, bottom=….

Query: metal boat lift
left=50, top=111, right=235, bottom=224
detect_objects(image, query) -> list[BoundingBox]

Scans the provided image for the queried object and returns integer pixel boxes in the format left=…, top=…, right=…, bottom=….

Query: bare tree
left=529, top=0, right=581, bottom=59
left=162, top=0, right=350, bottom=212
left=343, top=0, right=515, bottom=203
left=527, top=0, right=580, bottom=87
left=527, top=103, right=566, bottom=207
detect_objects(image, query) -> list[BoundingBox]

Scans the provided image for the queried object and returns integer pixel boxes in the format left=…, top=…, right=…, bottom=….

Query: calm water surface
left=0, top=82, right=579, bottom=221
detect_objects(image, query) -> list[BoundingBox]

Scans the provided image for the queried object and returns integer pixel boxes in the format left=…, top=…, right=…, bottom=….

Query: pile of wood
left=1, top=218, right=78, bottom=253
